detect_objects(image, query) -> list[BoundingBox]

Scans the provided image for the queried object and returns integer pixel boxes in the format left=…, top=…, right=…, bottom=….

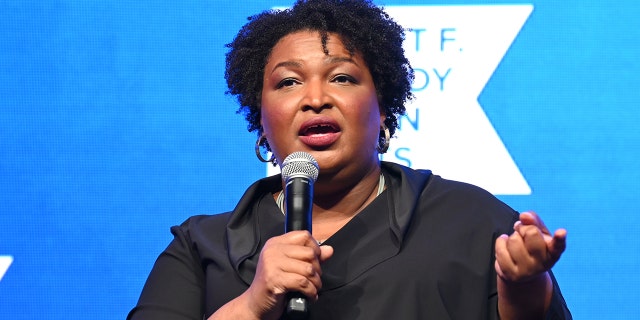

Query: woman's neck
left=310, top=167, right=384, bottom=242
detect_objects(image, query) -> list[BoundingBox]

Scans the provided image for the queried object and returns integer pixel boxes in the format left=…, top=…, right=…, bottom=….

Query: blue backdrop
left=1, top=0, right=638, bottom=319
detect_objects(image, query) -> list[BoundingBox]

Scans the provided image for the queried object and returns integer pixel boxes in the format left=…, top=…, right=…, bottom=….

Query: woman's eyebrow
left=326, top=55, right=358, bottom=66
left=269, top=60, right=303, bottom=74
left=269, top=55, right=358, bottom=74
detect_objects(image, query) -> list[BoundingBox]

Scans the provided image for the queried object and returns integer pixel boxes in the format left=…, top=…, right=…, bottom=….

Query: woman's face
left=261, top=30, right=384, bottom=178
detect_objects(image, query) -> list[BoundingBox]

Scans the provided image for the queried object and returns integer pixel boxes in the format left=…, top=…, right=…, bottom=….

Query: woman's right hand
left=244, top=230, right=334, bottom=320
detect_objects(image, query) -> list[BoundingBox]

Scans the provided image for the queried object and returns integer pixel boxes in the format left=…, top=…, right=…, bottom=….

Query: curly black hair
left=225, top=0, right=414, bottom=150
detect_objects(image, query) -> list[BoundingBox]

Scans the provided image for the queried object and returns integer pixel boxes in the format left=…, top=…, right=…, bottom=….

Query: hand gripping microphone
left=281, top=151, right=319, bottom=320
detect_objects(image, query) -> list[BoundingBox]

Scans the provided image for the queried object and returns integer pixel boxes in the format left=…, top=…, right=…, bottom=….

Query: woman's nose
left=300, top=80, right=332, bottom=111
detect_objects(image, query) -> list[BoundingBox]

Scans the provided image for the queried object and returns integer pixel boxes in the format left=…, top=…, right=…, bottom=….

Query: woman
left=128, top=0, right=571, bottom=319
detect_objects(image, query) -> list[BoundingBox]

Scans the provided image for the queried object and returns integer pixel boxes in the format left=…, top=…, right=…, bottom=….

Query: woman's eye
left=277, top=78, right=298, bottom=88
left=333, top=74, right=356, bottom=84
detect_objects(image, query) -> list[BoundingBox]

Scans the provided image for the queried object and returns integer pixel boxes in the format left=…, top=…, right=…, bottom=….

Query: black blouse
left=128, top=162, right=571, bottom=320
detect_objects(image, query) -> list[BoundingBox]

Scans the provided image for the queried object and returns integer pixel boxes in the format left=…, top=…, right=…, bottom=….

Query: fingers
left=252, top=231, right=330, bottom=305
left=494, top=234, right=516, bottom=280
left=285, top=230, right=323, bottom=254
left=495, top=212, right=569, bottom=283
left=513, top=223, right=548, bottom=261
left=281, top=231, right=334, bottom=265
left=495, top=231, right=542, bottom=282
left=519, top=211, right=550, bottom=235
left=319, top=245, right=334, bottom=262
left=517, top=213, right=568, bottom=262
left=276, top=260, right=324, bottom=299
left=549, top=228, right=567, bottom=260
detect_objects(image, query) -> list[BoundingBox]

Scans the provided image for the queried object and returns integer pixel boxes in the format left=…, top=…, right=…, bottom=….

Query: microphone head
left=282, top=152, right=319, bottom=182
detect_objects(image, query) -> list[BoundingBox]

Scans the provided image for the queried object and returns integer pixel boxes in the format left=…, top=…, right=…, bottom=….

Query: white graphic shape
left=0, top=256, right=13, bottom=282
left=382, top=5, right=533, bottom=195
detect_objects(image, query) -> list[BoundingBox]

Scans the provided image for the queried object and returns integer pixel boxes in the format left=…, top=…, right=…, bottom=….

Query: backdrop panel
left=1, top=1, right=638, bottom=318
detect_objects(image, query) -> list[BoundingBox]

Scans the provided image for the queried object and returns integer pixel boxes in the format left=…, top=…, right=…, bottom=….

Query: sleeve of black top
left=127, top=223, right=205, bottom=320
left=545, top=270, right=573, bottom=320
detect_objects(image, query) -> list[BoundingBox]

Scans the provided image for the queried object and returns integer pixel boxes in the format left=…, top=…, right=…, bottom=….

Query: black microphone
left=281, top=151, right=319, bottom=320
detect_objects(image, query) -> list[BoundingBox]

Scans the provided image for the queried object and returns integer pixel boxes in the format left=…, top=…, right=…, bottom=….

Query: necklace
left=275, top=173, right=386, bottom=214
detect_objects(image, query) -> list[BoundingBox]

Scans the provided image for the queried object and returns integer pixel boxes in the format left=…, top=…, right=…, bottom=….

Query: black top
left=128, top=162, right=572, bottom=319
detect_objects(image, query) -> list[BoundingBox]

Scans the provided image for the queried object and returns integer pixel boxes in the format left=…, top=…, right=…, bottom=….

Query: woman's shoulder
left=171, top=173, right=282, bottom=236
left=427, top=174, right=495, bottom=199
left=383, top=161, right=499, bottom=200
left=426, top=175, right=518, bottom=224
left=170, top=212, right=233, bottom=241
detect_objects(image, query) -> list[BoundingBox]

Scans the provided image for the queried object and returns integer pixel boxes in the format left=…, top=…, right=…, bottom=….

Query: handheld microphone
left=281, top=151, right=319, bottom=320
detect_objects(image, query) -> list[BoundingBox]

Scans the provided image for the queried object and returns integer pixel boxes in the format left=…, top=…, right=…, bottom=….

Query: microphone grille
left=282, top=152, right=319, bottom=182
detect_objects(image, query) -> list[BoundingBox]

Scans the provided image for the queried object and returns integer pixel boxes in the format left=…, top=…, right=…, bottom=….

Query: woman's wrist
left=207, top=290, right=264, bottom=320
left=497, top=271, right=553, bottom=320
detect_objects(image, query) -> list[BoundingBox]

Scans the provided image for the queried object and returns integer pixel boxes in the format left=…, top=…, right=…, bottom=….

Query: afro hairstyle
left=225, top=0, right=414, bottom=150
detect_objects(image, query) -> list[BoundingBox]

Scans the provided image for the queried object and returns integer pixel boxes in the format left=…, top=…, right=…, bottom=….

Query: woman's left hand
left=494, top=211, right=567, bottom=282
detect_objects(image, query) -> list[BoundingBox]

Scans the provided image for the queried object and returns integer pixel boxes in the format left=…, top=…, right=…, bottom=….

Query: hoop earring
left=377, top=123, right=390, bottom=154
left=255, top=134, right=276, bottom=163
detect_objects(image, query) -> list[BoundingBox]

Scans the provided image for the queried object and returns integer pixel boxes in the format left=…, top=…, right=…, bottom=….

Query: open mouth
left=298, top=118, right=342, bottom=148
left=300, top=123, right=339, bottom=136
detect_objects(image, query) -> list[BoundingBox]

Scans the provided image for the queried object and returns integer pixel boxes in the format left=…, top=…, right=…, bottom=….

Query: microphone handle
left=286, top=291, right=309, bottom=320
left=284, top=177, right=313, bottom=319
